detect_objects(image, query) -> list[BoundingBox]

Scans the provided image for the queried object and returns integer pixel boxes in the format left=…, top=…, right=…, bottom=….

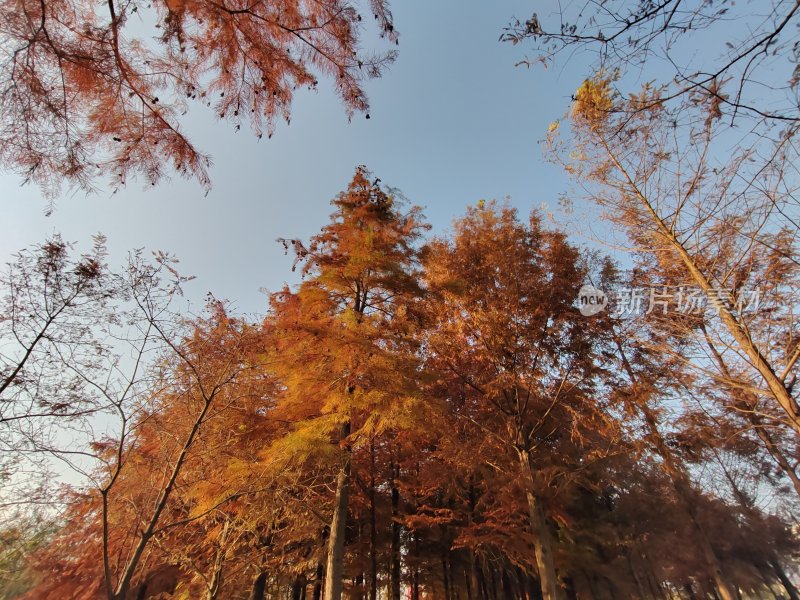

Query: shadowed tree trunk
left=292, top=574, right=307, bottom=600
left=369, top=439, right=378, bottom=600
left=683, top=582, right=700, bottom=600
left=390, top=459, right=401, bottom=600
left=443, top=551, right=451, bottom=600
left=519, top=447, right=561, bottom=600
left=248, top=571, right=267, bottom=600
left=325, top=422, right=352, bottom=600
left=771, top=560, right=800, bottom=600
left=312, top=563, right=324, bottom=600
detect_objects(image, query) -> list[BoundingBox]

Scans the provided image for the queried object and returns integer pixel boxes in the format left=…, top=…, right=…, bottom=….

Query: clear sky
left=0, top=1, right=595, bottom=315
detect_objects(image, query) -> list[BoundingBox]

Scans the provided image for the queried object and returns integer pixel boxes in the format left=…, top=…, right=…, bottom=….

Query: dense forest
left=1, top=0, right=799, bottom=599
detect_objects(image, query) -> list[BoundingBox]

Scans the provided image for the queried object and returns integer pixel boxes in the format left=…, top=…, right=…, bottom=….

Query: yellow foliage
left=571, top=76, right=615, bottom=124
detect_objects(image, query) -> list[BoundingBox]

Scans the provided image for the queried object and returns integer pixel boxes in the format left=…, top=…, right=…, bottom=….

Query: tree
left=503, top=0, right=800, bottom=127
left=266, top=167, right=428, bottom=600
left=20, top=300, right=263, bottom=600
left=0, top=236, right=112, bottom=512
left=550, top=74, right=800, bottom=443
left=99, top=301, right=253, bottom=600
left=423, top=202, right=620, bottom=600
left=507, top=0, right=800, bottom=482
left=0, top=0, right=398, bottom=196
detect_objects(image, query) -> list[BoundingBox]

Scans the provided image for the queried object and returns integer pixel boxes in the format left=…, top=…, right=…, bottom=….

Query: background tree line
left=1, top=167, right=798, bottom=600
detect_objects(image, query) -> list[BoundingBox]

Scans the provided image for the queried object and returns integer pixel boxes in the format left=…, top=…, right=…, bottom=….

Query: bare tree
left=0, top=235, right=115, bottom=512
left=503, top=0, right=800, bottom=127
left=551, top=74, right=800, bottom=474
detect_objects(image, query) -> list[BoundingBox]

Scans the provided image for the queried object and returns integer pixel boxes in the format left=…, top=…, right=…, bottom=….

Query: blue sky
left=0, top=1, right=596, bottom=315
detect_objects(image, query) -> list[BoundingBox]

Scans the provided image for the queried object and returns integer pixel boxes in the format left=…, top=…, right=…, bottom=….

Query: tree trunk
left=476, top=559, right=489, bottom=600
left=443, top=551, right=451, bottom=600
left=312, top=563, right=324, bottom=600
left=390, top=459, right=402, bottom=600
left=292, top=574, right=307, bottom=600
left=112, top=393, right=219, bottom=600
left=639, top=546, right=666, bottom=600
left=683, top=582, right=699, bottom=600
left=206, top=518, right=230, bottom=600
left=324, top=422, right=352, bottom=600
left=487, top=565, right=499, bottom=600
left=700, top=323, right=800, bottom=499
left=502, top=570, right=516, bottom=600
left=771, top=559, right=800, bottom=600
left=134, top=583, right=148, bottom=600
left=369, top=439, right=378, bottom=600
left=248, top=571, right=268, bottom=600
left=519, top=448, right=561, bottom=600
left=613, top=336, right=736, bottom=600
left=624, top=547, right=648, bottom=599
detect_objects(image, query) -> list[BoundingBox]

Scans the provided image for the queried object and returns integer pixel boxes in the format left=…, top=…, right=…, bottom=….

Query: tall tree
left=550, top=74, right=800, bottom=440
left=0, top=236, right=110, bottom=511
left=424, top=202, right=619, bottom=600
left=267, top=167, right=427, bottom=600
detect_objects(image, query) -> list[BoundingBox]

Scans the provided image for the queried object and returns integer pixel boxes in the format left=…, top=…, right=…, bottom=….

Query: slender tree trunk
left=312, top=563, right=324, bottom=600
left=625, top=548, right=648, bottom=599
left=639, top=546, right=666, bottom=600
left=354, top=574, right=364, bottom=600
left=325, top=422, right=352, bottom=600
left=206, top=518, right=230, bottom=600
left=519, top=448, right=561, bottom=600
left=488, top=565, right=499, bottom=600
left=112, top=393, right=218, bottom=600
left=443, top=550, right=451, bottom=600
left=683, top=582, right=699, bottom=600
left=771, top=559, right=800, bottom=600
left=292, top=574, right=307, bottom=600
left=369, top=439, right=378, bottom=600
left=470, top=556, right=480, bottom=600
left=700, top=323, right=800, bottom=498
left=502, top=570, right=516, bottom=600
left=527, top=572, right=544, bottom=600
left=390, top=459, right=401, bottom=600
left=248, top=571, right=268, bottom=600
left=476, top=559, right=489, bottom=600
left=134, top=583, right=148, bottom=600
